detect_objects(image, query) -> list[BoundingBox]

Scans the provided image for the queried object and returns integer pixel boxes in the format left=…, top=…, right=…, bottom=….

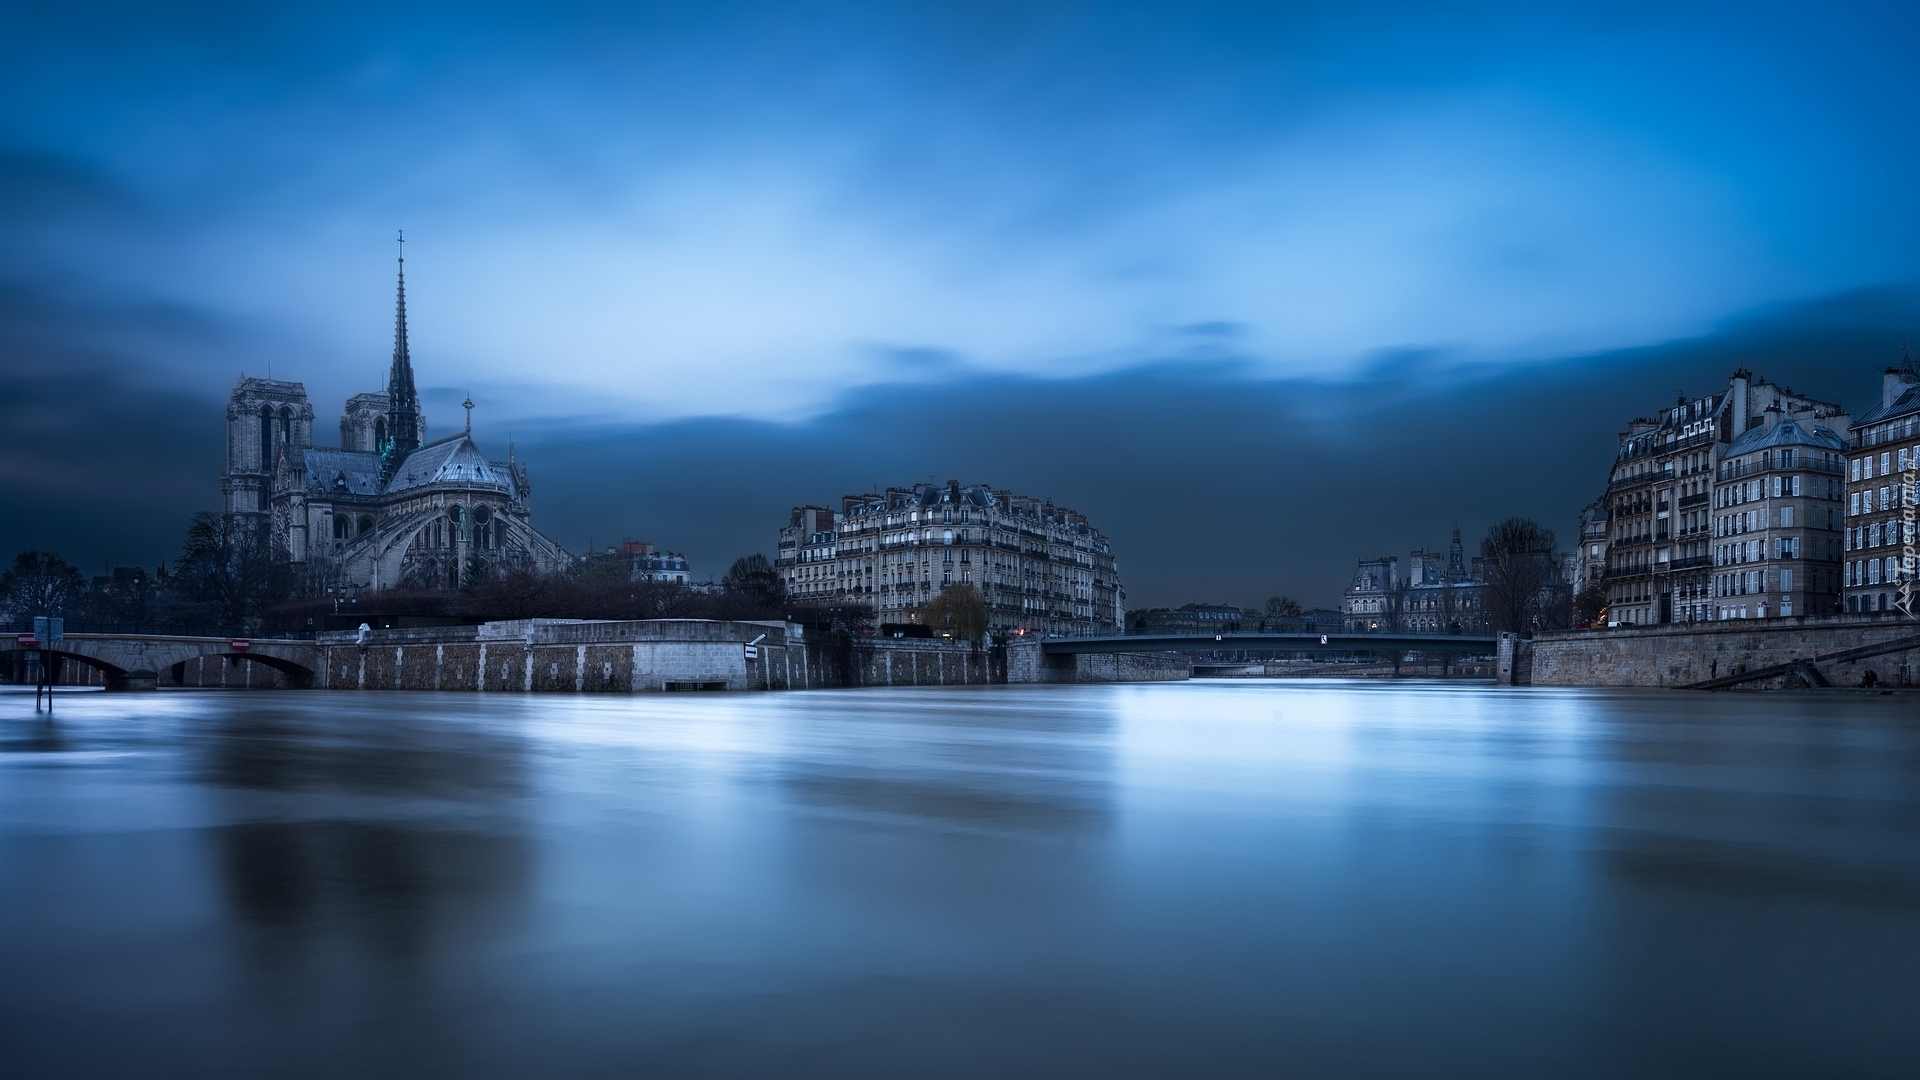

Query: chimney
left=1884, top=367, right=1918, bottom=409
left=1729, top=369, right=1751, bottom=436
left=1762, top=403, right=1782, bottom=432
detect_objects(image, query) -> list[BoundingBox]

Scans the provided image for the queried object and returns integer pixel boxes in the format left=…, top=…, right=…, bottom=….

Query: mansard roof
left=302, top=448, right=383, bottom=496
left=1724, top=416, right=1846, bottom=456
left=1853, top=382, right=1920, bottom=426
left=1616, top=391, right=1725, bottom=461
left=384, top=434, right=514, bottom=495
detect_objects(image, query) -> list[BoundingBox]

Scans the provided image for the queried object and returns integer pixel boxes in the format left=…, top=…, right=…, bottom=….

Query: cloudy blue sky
left=5, top=1, right=1919, bottom=605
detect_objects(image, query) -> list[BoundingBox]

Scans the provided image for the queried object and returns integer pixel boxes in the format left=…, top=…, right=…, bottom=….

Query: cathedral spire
left=380, top=230, right=422, bottom=483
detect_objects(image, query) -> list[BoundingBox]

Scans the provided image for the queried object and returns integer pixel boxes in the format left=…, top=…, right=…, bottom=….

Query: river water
left=1, top=682, right=1916, bottom=1078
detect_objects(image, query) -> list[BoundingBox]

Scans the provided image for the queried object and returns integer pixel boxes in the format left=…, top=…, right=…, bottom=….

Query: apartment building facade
left=1844, top=365, right=1920, bottom=615
left=1601, top=371, right=1847, bottom=626
left=1709, top=410, right=1848, bottom=620
left=776, top=481, right=1125, bottom=637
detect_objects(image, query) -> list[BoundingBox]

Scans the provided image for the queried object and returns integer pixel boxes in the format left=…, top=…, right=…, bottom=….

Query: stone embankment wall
left=157, top=620, right=1192, bottom=693
left=1005, top=641, right=1191, bottom=683
left=163, top=619, right=1191, bottom=693
left=302, top=619, right=847, bottom=693
left=1531, top=615, right=1920, bottom=688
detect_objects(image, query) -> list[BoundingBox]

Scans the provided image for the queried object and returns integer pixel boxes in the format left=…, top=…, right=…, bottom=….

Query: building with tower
left=1340, top=527, right=1488, bottom=633
left=220, top=237, right=570, bottom=591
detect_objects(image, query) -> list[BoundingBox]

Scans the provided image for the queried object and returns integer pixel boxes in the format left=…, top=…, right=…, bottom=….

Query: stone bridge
left=1011, top=631, right=1497, bottom=683
left=1, top=634, right=319, bottom=690
left=1040, top=632, right=1500, bottom=656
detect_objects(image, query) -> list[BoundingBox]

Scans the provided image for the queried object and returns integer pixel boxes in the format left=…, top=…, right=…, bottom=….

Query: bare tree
left=716, top=554, right=785, bottom=620
left=1264, top=595, right=1302, bottom=618
left=921, top=584, right=990, bottom=643
left=166, top=513, right=294, bottom=629
left=0, top=551, right=86, bottom=621
left=1573, top=582, right=1608, bottom=628
left=1480, top=517, right=1558, bottom=634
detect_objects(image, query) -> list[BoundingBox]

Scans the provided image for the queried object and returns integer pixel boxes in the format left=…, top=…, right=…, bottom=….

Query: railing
left=0, top=622, right=320, bottom=641
left=1851, top=419, right=1920, bottom=450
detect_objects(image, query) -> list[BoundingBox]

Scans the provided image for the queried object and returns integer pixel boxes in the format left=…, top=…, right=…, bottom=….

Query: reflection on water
left=1, top=683, right=1917, bottom=1078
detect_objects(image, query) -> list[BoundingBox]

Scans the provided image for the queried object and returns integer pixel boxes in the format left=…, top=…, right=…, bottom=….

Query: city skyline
left=8, top=2, right=1920, bottom=606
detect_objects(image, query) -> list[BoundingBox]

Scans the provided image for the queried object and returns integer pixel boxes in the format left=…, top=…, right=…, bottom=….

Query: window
left=1853, top=458, right=1863, bottom=481
left=1781, top=506, right=1793, bottom=528
left=1881, top=452, right=1892, bottom=474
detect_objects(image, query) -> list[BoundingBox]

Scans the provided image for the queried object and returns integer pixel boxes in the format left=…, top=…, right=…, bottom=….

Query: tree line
left=0, top=513, right=791, bottom=633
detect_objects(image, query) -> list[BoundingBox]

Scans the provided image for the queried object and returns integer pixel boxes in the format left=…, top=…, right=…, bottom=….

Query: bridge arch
left=3, top=635, right=319, bottom=691
left=169, top=651, right=316, bottom=690
left=10, top=648, right=132, bottom=689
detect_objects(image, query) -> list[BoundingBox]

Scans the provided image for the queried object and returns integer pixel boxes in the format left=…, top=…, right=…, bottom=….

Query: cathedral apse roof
left=383, top=435, right=513, bottom=494
left=302, top=448, right=383, bottom=495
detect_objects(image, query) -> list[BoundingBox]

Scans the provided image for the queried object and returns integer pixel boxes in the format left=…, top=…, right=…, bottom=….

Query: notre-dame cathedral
left=220, top=240, right=570, bottom=590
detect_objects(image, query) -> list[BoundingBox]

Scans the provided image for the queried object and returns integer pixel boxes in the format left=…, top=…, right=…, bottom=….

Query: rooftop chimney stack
left=1730, top=369, right=1751, bottom=436
left=1884, top=367, right=1918, bottom=409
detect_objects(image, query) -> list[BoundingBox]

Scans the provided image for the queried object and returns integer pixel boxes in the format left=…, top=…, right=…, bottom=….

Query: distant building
left=1292, top=609, right=1340, bottom=633
left=1126, top=603, right=1344, bottom=636
left=776, top=481, right=1124, bottom=637
left=1342, top=555, right=1399, bottom=631
left=1572, top=498, right=1608, bottom=591
left=621, top=541, right=691, bottom=584
left=1130, top=604, right=1253, bottom=633
left=1844, top=362, right=1920, bottom=614
left=1342, top=528, right=1486, bottom=632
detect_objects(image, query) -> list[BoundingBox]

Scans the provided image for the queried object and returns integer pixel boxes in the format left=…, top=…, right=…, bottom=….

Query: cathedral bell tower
left=379, top=231, right=423, bottom=484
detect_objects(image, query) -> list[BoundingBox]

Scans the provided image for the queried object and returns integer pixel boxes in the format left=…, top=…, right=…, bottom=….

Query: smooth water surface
left=2, top=682, right=1917, bottom=1078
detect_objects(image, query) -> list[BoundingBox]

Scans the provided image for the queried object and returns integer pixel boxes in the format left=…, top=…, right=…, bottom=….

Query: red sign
left=17, top=634, right=36, bottom=647
left=230, top=639, right=251, bottom=652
